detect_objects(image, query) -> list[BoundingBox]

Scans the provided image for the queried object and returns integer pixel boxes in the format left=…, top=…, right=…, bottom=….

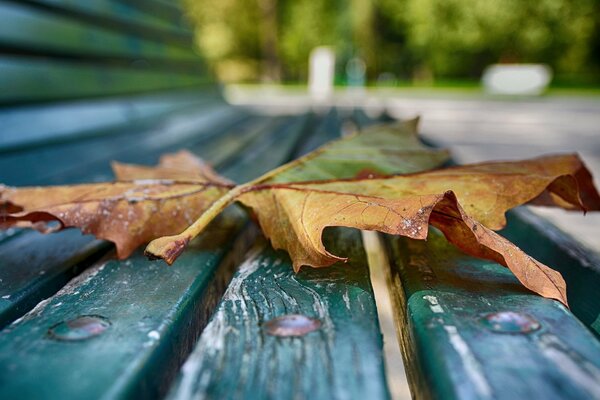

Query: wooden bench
left=2, top=1, right=600, bottom=399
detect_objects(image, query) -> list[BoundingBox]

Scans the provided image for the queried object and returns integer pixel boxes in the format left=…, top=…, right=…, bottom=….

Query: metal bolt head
left=48, top=315, right=111, bottom=341
left=480, top=311, right=540, bottom=334
left=264, top=314, right=321, bottom=337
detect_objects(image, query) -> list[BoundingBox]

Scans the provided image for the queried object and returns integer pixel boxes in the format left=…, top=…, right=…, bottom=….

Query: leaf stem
left=144, top=185, right=245, bottom=264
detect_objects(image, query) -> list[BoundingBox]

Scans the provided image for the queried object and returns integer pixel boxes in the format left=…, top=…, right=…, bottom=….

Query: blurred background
left=183, top=0, right=600, bottom=90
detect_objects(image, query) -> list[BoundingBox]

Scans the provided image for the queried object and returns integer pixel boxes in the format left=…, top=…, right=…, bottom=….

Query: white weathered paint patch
left=147, top=330, right=161, bottom=340
left=538, top=334, right=600, bottom=399
left=172, top=245, right=264, bottom=400
left=423, top=295, right=444, bottom=314
left=342, top=290, right=351, bottom=311
left=443, top=325, right=492, bottom=398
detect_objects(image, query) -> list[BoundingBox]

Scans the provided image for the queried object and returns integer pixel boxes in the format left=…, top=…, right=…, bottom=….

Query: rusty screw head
left=48, top=315, right=111, bottom=341
left=263, top=314, right=321, bottom=337
left=480, top=311, right=540, bottom=334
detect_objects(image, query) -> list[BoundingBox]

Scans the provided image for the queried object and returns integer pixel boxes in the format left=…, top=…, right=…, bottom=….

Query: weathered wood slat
left=167, top=230, right=390, bottom=400
left=9, top=0, right=193, bottom=44
left=502, top=209, right=600, bottom=337
left=0, top=100, right=237, bottom=185
left=0, top=113, right=311, bottom=399
left=0, top=90, right=221, bottom=152
left=166, top=108, right=391, bottom=400
left=0, top=232, right=107, bottom=329
left=118, top=0, right=188, bottom=26
left=0, top=1, right=200, bottom=64
left=385, top=228, right=600, bottom=400
left=0, top=55, right=209, bottom=105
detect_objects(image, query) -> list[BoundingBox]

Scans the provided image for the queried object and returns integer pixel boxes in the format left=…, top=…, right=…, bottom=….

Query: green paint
left=0, top=211, right=246, bottom=399
left=167, top=229, right=390, bottom=400
left=27, top=0, right=192, bottom=40
left=0, top=56, right=211, bottom=105
left=502, top=209, right=600, bottom=338
left=0, top=3, right=199, bottom=61
left=387, top=227, right=600, bottom=400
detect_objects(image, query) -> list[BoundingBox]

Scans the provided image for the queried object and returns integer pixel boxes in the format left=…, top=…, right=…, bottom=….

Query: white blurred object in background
left=482, top=64, right=552, bottom=95
left=309, top=47, right=335, bottom=101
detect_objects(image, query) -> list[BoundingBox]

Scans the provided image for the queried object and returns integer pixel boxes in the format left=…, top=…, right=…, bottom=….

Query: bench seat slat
left=0, top=102, right=241, bottom=185
left=167, top=230, right=390, bottom=400
left=502, top=209, right=600, bottom=337
left=0, top=90, right=221, bottom=153
left=386, top=227, right=600, bottom=400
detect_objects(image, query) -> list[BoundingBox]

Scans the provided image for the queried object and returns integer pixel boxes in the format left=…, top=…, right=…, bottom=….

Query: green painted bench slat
left=168, top=230, right=389, bottom=400
left=0, top=2, right=200, bottom=64
left=0, top=100, right=238, bottom=185
left=10, top=0, right=193, bottom=44
left=0, top=113, right=312, bottom=399
left=0, top=232, right=106, bottom=329
left=0, top=90, right=222, bottom=153
left=0, top=56, right=210, bottom=105
left=118, top=0, right=190, bottom=27
left=385, top=226, right=600, bottom=400
left=502, top=209, right=600, bottom=337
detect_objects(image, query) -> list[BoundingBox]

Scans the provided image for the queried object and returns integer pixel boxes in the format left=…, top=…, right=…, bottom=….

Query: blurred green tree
left=184, top=0, right=600, bottom=83
left=383, top=0, right=598, bottom=80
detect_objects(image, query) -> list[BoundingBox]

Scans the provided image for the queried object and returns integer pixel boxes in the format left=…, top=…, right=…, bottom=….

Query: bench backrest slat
left=0, top=0, right=209, bottom=105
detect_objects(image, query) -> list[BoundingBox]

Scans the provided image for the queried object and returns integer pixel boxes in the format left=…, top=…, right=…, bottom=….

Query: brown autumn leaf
left=0, top=120, right=447, bottom=261
left=0, top=151, right=233, bottom=258
left=147, top=154, right=600, bottom=306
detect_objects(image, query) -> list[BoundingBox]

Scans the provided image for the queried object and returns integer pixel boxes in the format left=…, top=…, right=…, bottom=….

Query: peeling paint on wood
left=385, top=228, right=600, bottom=400
left=167, top=228, right=390, bottom=400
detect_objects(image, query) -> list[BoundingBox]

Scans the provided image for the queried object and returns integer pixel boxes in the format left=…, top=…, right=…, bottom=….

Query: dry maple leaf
left=146, top=154, right=600, bottom=306
left=0, top=151, right=233, bottom=258
left=0, top=120, right=446, bottom=260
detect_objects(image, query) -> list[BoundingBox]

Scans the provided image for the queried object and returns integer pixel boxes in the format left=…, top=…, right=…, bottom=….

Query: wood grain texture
left=385, top=227, right=600, bottom=400
left=167, top=229, right=389, bottom=400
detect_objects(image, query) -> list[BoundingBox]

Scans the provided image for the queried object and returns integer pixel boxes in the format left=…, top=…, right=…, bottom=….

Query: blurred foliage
left=183, top=0, right=600, bottom=83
